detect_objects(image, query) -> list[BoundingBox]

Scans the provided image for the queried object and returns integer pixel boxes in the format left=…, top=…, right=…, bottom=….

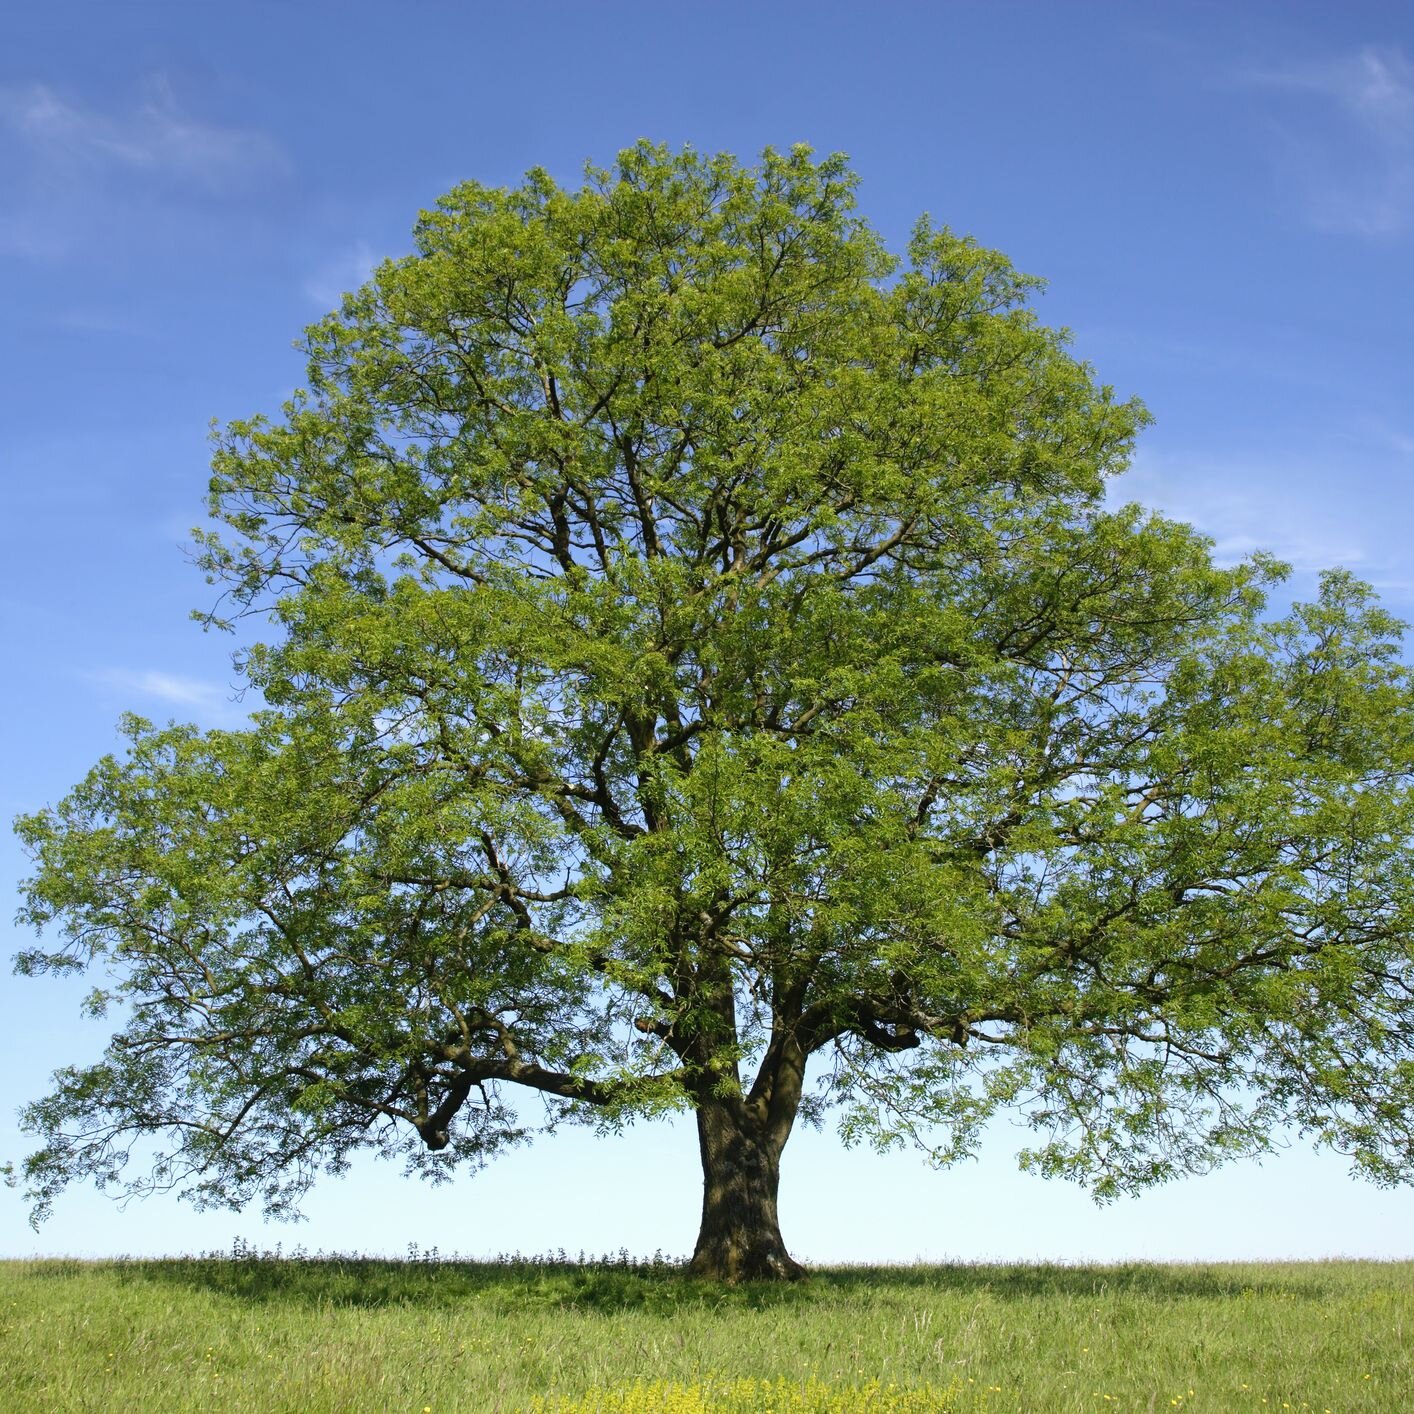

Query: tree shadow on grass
left=17, top=1253, right=1377, bottom=1315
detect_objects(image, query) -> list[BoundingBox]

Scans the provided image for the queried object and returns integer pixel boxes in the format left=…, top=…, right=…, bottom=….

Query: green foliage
left=11, top=142, right=1414, bottom=1229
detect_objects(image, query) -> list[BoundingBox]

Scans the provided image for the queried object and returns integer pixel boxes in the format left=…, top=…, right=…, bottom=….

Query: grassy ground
left=1, top=1252, right=1409, bottom=1411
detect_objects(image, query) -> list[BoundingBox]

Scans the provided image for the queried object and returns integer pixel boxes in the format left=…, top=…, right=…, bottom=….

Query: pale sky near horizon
left=3, top=0, right=1414, bottom=1262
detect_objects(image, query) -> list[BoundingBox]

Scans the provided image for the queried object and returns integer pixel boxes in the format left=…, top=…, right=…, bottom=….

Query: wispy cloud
left=0, top=76, right=290, bottom=258
left=1116, top=453, right=1370, bottom=575
left=1121, top=446, right=1414, bottom=609
left=87, top=668, right=250, bottom=722
left=1383, top=427, right=1414, bottom=459
left=1244, top=45, right=1414, bottom=236
left=303, top=241, right=379, bottom=310
left=47, top=307, right=149, bottom=336
left=0, top=76, right=288, bottom=193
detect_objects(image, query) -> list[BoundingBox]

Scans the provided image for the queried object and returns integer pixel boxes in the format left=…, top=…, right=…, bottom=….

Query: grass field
left=1, top=1250, right=1409, bottom=1411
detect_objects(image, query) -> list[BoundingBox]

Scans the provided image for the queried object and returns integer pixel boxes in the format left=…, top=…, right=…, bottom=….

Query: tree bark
left=687, top=1098, right=805, bottom=1281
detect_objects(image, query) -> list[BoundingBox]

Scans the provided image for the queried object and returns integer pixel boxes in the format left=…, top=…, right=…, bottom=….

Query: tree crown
left=13, top=144, right=1414, bottom=1228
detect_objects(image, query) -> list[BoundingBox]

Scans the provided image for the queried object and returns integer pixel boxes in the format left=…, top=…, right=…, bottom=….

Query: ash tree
left=12, top=144, right=1414, bottom=1280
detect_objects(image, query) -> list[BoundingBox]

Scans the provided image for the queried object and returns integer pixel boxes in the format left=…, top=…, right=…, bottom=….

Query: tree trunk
left=687, top=1099, right=805, bottom=1281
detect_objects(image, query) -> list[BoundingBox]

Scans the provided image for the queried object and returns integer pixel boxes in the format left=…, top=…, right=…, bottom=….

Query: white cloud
left=0, top=76, right=290, bottom=259
left=0, top=77, right=287, bottom=194
left=88, top=668, right=248, bottom=721
left=1120, top=447, right=1414, bottom=608
left=1114, top=453, right=1370, bottom=576
left=1287, top=46, right=1413, bottom=142
left=1244, top=45, right=1414, bottom=236
left=303, top=241, right=379, bottom=310
left=48, top=307, right=147, bottom=336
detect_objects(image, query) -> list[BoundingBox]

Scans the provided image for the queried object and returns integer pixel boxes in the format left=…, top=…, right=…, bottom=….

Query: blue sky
left=3, top=0, right=1414, bottom=1261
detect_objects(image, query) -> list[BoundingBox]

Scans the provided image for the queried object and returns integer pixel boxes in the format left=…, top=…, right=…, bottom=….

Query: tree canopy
left=12, top=143, right=1414, bottom=1279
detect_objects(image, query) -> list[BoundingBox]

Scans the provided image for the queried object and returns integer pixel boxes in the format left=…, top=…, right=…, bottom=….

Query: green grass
left=1, top=1251, right=1409, bottom=1411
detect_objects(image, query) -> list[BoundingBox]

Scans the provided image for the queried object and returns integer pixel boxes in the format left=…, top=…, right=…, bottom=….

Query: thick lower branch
left=797, top=997, right=978, bottom=1053
left=411, top=1053, right=687, bottom=1149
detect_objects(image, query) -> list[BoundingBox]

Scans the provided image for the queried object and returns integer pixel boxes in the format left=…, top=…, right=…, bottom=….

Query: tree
left=11, top=144, right=1414, bottom=1281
